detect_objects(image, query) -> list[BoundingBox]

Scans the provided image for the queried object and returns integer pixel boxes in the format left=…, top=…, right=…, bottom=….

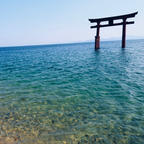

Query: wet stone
left=52, top=120, right=55, bottom=124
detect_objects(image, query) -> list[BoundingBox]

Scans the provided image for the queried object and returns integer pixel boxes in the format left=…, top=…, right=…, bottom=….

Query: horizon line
left=0, top=38, right=144, bottom=48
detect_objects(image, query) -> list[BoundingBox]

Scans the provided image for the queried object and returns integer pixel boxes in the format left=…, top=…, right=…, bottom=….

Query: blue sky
left=0, top=0, right=143, bottom=46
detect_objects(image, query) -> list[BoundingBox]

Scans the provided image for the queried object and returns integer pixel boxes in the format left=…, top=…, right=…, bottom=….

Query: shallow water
left=0, top=40, right=144, bottom=144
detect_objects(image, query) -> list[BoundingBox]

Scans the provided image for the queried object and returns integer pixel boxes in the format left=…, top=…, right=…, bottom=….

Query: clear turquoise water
left=0, top=40, right=144, bottom=144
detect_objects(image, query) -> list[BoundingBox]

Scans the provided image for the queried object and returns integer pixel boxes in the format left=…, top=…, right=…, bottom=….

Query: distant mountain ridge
left=102, top=36, right=144, bottom=41
left=0, top=36, right=144, bottom=48
left=84, top=36, right=144, bottom=43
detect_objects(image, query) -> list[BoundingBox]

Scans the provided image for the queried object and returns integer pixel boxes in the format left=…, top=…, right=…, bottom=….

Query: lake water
left=0, top=40, right=144, bottom=144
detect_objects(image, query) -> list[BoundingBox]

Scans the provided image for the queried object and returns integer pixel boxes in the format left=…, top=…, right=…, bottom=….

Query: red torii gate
left=89, top=12, right=138, bottom=49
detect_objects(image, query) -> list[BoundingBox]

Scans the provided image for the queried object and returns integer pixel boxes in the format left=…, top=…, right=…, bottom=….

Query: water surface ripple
left=0, top=40, right=144, bottom=144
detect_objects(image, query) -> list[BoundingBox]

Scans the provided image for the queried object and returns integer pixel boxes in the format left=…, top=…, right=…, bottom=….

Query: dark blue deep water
left=0, top=40, right=144, bottom=144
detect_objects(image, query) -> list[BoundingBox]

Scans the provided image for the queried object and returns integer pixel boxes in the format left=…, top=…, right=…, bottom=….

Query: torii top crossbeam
left=89, top=12, right=138, bottom=49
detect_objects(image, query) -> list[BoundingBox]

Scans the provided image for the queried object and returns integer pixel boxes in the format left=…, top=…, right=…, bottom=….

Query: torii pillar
left=122, top=18, right=126, bottom=48
left=95, top=22, right=100, bottom=49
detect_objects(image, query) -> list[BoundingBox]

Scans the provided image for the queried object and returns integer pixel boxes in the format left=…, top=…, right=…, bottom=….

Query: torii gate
left=89, top=12, right=138, bottom=49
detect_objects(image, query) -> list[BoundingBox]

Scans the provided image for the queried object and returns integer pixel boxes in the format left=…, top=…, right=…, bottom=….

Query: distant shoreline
left=0, top=38, right=144, bottom=48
